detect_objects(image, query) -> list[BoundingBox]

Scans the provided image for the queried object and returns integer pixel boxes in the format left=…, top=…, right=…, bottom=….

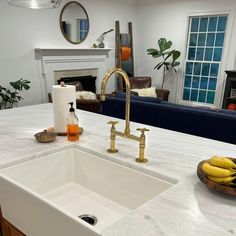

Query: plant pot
left=156, top=89, right=170, bottom=101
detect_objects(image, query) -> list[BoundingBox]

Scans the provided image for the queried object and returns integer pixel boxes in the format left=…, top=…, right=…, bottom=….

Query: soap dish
left=34, top=130, right=57, bottom=143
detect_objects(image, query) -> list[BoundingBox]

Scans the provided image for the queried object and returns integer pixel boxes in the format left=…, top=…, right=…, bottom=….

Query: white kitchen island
left=0, top=103, right=235, bottom=236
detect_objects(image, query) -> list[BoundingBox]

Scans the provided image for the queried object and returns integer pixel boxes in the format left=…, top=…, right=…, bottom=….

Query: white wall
left=2, top=0, right=236, bottom=107
left=134, top=0, right=236, bottom=104
left=0, top=0, right=136, bottom=106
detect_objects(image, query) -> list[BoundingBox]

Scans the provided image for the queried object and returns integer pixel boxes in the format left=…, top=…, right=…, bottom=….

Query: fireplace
left=35, top=48, right=112, bottom=102
left=58, top=75, right=97, bottom=93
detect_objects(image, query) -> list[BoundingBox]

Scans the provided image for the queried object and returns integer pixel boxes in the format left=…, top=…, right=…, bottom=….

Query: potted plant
left=0, top=78, right=31, bottom=110
left=147, top=38, right=181, bottom=100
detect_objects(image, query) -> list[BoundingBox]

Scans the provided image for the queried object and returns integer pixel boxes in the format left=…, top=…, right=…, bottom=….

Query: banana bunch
left=201, top=156, right=236, bottom=187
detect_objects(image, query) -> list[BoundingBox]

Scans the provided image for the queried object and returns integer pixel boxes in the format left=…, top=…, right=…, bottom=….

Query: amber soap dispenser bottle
left=67, top=102, right=79, bottom=141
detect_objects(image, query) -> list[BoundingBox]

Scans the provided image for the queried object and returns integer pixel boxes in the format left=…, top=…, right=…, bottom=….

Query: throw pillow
left=76, top=91, right=97, bottom=100
left=131, top=87, right=157, bottom=97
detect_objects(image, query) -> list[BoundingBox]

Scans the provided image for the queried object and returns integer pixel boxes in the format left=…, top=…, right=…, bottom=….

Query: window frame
left=176, top=10, right=234, bottom=108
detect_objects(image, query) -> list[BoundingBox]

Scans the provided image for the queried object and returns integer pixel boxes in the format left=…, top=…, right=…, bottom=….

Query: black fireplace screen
left=58, top=75, right=97, bottom=93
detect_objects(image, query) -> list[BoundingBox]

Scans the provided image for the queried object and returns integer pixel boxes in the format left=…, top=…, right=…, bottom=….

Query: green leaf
left=172, top=50, right=181, bottom=61
left=147, top=48, right=158, bottom=53
left=158, top=38, right=172, bottom=53
left=164, top=51, right=174, bottom=61
left=10, top=79, right=31, bottom=91
left=147, top=48, right=162, bottom=58
left=156, top=62, right=165, bottom=70
left=0, top=78, right=31, bottom=109
left=172, top=61, right=180, bottom=67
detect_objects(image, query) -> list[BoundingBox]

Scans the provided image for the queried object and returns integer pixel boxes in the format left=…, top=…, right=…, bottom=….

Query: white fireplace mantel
left=35, top=48, right=112, bottom=59
left=35, top=48, right=112, bottom=102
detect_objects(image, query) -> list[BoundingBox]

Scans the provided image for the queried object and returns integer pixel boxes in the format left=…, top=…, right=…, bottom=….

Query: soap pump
left=67, top=102, right=79, bottom=141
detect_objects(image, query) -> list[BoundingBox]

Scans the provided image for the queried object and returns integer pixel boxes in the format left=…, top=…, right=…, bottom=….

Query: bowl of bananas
left=197, top=156, right=236, bottom=196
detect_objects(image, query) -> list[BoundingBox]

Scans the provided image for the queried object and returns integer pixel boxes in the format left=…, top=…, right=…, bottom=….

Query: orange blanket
left=120, top=47, right=131, bottom=61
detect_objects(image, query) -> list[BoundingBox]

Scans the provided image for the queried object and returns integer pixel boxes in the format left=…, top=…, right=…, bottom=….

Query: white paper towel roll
left=52, top=85, right=76, bottom=133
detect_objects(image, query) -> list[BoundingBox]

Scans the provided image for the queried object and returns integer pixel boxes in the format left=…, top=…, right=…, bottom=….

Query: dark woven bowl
left=197, top=159, right=236, bottom=196
left=34, top=130, right=56, bottom=143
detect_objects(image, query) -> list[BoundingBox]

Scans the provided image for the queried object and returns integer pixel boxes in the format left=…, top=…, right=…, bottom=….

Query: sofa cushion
left=115, top=92, right=162, bottom=103
left=76, top=91, right=97, bottom=100
left=131, top=87, right=157, bottom=97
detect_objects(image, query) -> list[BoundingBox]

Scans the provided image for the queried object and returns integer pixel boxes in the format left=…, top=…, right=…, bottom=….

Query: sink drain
left=78, top=214, right=97, bottom=226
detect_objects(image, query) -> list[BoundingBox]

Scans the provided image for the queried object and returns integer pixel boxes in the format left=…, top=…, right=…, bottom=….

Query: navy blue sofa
left=100, top=93, right=236, bottom=144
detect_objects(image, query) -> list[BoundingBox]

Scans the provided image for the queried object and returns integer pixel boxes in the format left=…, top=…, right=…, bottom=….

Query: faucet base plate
left=135, top=158, right=148, bottom=163
left=107, top=149, right=118, bottom=153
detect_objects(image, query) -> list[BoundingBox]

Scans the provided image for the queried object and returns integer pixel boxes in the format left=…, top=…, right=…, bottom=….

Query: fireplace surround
left=35, top=48, right=112, bottom=102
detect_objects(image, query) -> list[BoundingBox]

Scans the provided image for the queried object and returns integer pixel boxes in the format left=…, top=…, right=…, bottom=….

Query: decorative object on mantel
left=147, top=38, right=181, bottom=101
left=34, top=130, right=56, bottom=143
left=7, top=0, right=61, bottom=9
left=0, top=78, right=31, bottom=110
left=93, top=29, right=114, bottom=48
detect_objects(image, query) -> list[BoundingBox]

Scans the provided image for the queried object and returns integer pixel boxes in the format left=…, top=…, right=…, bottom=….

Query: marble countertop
left=0, top=103, right=235, bottom=236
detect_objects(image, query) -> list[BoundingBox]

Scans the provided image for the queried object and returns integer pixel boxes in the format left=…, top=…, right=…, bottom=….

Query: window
left=182, top=15, right=228, bottom=104
left=77, top=19, right=89, bottom=42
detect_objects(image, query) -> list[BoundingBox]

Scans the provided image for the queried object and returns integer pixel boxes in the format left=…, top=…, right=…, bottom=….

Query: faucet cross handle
left=107, top=120, right=119, bottom=128
left=107, top=120, right=119, bottom=153
left=137, top=128, right=149, bottom=135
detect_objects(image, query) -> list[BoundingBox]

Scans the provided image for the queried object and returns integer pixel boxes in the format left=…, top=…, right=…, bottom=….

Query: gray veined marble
left=0, top=103, right=235, bottom=236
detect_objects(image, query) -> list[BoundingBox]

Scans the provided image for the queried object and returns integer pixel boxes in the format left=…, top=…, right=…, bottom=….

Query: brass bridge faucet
left=100, top=68, right=149, bottom=163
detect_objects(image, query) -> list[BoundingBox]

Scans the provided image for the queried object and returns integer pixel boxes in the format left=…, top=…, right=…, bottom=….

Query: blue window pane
left=80, top=32, right=84, bottom=40
left=184, top=76, right=192, bottom=87
left=204, top=48, right=213, bottom=61
left=215, top=33, right=225, bottom=46
left=191, top=18, right=199, bottom=32
left=208, top=77, right=217, bottom=90
left=196, top=48, right=204, bottom=61
left=210, top=63, right=219, bottom=77
left=186, top=62, right=193, bottom=74
left=188, top=47, right=196, bottom=60
left=190, top=89, right=198, bottom=101
left=206, top=33, right=215, bottom=46
left=198, top=90, right=207, bottom=102
left=213, top=48, right=222, bottom=61
left=202, top=63, right=210, bottom=76
left=200, top=18, right=208, bottom=32
left=200, top=77, right=208, bottom=89
left=85, top=20, right=89, bottom=29
left=207, top=91, right=215, bottom=104
left=183, top=89, right=190, bottom=100
left=193, top=63, right=201, bottom=75
left=189, top=33, right=197, bottom=46
left=208, top=17, right=217, bottom=31
left=217, top=16, right=227, bottom=31
left=198, top=33, right=206, bottom=46
left=192, top=76, right=200, bottom=88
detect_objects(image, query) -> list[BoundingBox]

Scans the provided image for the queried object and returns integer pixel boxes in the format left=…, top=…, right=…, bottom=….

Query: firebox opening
left=58, top=75, right=97, bottom=93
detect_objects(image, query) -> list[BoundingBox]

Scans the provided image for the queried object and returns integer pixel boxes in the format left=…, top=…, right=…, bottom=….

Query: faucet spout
left=101, top=68, right=149, bottom=163
left=100, top=68, right=131, bottom=134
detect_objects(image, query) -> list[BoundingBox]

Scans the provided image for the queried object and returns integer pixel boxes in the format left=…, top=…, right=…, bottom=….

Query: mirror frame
left=59, top=1, right=90, bottom=45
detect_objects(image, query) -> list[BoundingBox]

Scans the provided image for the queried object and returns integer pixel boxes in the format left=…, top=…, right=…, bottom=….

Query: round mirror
left=60, top=1, right=89, bottom=44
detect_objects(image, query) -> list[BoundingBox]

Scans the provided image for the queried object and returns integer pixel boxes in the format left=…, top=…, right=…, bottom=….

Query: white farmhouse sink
left=0, top=147, right=175, bottom=236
